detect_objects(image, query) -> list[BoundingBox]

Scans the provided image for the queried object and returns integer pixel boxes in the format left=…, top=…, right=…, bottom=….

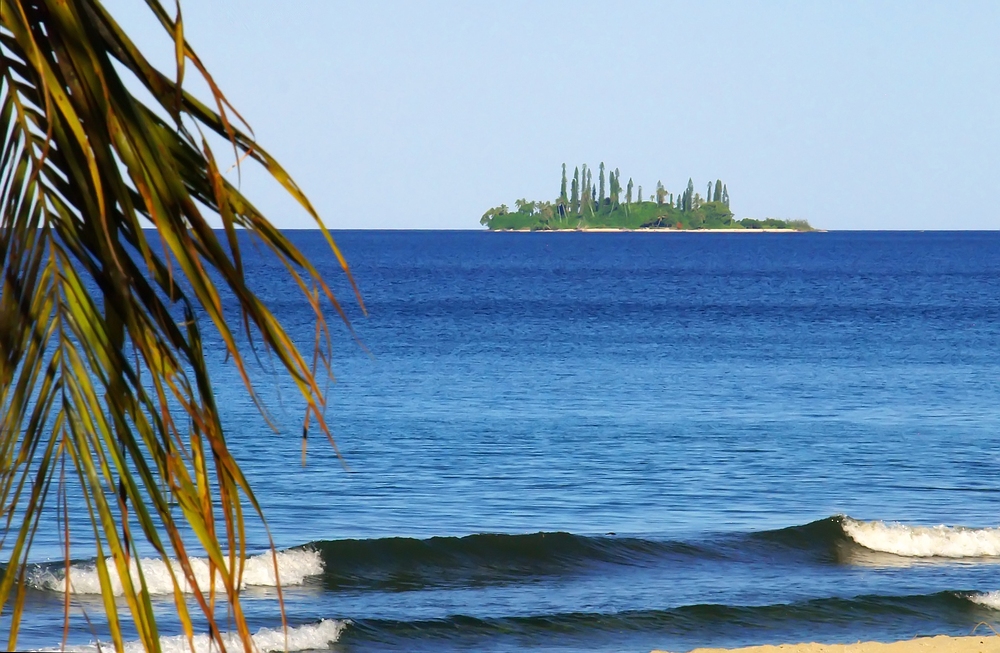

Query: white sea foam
left=28, top=548, right=322, bottom=595
left=843, top=517, right=1000, bottom=558
left=970, top=591, right=1000, bottom=610
left=38, top=618, right=347, bottom=653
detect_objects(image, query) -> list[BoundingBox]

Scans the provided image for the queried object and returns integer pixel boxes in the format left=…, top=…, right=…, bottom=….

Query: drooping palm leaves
left=0, top=1, right=361, bottom=650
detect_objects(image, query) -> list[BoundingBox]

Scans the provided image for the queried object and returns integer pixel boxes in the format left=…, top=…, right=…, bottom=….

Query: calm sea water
left=12, top=230, right=1000, bottom=652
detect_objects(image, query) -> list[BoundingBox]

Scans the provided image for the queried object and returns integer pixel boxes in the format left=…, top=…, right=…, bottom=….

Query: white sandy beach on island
left=501, top=227, right=809, bottom=233
left=654, top=634, right=1000, bottom=653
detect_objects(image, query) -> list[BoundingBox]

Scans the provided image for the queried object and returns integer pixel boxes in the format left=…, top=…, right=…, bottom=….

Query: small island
left=481, top=163, right=813, bottom=232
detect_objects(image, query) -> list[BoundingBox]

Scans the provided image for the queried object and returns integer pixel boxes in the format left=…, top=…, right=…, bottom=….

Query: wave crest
left=842, top=517, right=1000, bottom=558
left=28, top=548, right=322, bottom=595
left=970, top=591, right=1000, bottom=610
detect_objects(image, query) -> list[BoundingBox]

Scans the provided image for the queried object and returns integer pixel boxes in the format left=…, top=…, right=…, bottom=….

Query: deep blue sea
left=13, top=230, right=1000, bottom=652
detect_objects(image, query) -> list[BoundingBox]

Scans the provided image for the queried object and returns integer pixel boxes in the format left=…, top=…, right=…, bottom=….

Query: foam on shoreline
left=40, top=619, right=346, bottom=653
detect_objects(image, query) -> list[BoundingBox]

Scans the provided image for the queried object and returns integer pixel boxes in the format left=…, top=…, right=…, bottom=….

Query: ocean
left=11, top=230, right=1000, bottom=652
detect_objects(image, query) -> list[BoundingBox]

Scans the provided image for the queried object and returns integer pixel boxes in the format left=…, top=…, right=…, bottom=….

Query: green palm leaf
left=0, top=1, right=361, bottom=650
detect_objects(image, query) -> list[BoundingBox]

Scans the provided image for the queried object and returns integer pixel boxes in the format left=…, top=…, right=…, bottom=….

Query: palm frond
left=0, top=1, right=359, bottom=650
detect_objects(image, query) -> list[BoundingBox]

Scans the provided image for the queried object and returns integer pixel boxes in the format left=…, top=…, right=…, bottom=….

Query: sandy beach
left=654, top=634, right=1000, bottom=653
left=501, top=227, right=806, bottom=232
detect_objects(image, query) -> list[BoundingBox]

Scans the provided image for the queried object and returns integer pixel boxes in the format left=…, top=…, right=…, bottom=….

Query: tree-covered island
left=481, top=163, right=813, bottom=231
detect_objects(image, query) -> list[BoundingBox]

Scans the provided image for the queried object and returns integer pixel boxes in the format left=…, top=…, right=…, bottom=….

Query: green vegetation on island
left=481, top=163, right=813, bottom=231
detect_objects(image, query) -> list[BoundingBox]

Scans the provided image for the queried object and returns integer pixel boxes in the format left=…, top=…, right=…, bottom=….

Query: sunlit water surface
left=11, top=231, right=1000, bottom=652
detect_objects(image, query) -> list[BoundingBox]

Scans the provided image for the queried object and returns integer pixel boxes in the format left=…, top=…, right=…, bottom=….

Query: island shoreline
left=493, top=228, right=820, bottom=233
left=480, top=165, right=814, bottom=231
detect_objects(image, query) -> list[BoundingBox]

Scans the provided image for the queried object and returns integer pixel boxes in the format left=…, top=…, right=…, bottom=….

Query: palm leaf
left=0, top=1, right=361, bottom=650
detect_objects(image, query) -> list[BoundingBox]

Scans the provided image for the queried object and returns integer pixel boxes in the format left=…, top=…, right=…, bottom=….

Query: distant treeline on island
left=480, top=163, right=812, bottom=231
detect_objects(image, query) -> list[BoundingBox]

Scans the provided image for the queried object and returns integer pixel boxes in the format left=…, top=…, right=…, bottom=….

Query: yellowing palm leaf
left=0, top=1, right=361, bottom=650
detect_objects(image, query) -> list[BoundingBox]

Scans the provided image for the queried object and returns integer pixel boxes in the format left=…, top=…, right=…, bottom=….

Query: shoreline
left=654, top=634, right=1000, bottom=653
left=494, top=227, right=818, bottom=233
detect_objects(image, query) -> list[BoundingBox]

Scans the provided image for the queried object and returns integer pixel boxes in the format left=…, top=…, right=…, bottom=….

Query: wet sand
left=654, top=634, right=1000, bottom=653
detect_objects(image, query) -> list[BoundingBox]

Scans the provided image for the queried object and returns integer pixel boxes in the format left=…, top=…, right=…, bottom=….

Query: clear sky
left=107, top=1, right=999, bottom=230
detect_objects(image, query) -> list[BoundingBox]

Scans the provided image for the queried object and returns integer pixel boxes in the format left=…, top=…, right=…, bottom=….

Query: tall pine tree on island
left=560, top=164, right=568, bottom=204
left=587, top=168, right=594, bottom=214
left=706, top=182, right=713, bottom=202
left=598, top=162, right=606, bottom=205
left=571, top=167, right=580, bottom=214
left=626, top=178, right=634, bottom=205
left=714, top=179, right=723, bottom=204
left=638, top=185, right=644, bottom=203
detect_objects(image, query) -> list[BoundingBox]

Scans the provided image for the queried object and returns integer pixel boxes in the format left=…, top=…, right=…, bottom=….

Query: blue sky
left=107, top=1, right=999, bottom=230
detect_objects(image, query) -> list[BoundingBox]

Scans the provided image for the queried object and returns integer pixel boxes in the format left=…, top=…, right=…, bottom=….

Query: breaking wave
left=40, top=619, right=346, bottom=653
left=28, top=548, right=322, bottom=595
left=27, top=515, right=1000, bottom=598
left=842, top=517, right=1000, bottom=558
left=969, top=591, right=1000, bottom=610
